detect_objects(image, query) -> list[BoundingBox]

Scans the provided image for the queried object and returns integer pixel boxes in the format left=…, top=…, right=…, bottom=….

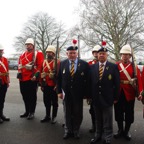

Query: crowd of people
left=0, top=38, right=144, bottom=144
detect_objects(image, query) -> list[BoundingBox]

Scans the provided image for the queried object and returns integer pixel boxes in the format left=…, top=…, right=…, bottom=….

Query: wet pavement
left=0, top=70, right=144, bottom=144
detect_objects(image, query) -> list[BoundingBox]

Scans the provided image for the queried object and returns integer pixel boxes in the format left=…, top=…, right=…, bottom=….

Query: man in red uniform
left=40, top=45, right=60, bottom=124
left=88, top=45, right=101, bottom=133
left=17, top=38, right=44, bottom=120
left=114, top=44, right=143, bottom=141
left=0, top=45, right=10, bottom=124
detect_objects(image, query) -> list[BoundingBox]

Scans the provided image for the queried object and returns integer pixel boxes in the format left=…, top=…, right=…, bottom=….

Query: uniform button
left=99, top=92, right=101, bottom=94
left=99, top=86, right=101, bottom=88
left=71, top=86, right=72, bottom=88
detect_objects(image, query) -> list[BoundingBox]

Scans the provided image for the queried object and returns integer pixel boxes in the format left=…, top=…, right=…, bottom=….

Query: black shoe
left=20, top=112, right=29, bottom=118
left=27, top=113, right=34, bottom=120
left=124, top=132, right=131, bottom=141
left=103, top=140, right=111, bottom=144
left=51, top=117, right=57, bottom=124
left=0, top=118, right=3, bottom=124
left=62, top=123, right=65, bottom=127
left=89, top=128, right=96, bottom=133
left=113, top=130, right=124, bottom=139
left=90, top=137, right=101, bottom=144
left=63, top=133, right=71, bottom=139
left=74, top=132, right=80, bottom=139
left=1, top=115, right=10, bottom=121
left=40, top=116, right=51, bottom=123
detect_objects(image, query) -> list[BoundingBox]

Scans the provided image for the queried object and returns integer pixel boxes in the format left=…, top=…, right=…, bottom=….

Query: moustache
left=46, top=55, right=53, bottom=60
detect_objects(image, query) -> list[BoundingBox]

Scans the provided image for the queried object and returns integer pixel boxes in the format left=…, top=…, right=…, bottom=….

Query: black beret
left=67, top=46, right=78, bottom=51
left=97, top=47, right=108, bottom=53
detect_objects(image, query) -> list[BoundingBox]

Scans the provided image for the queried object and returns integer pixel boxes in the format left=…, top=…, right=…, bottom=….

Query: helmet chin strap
left=47, top=55, right=53, bottom=60
left=27, top=48, right=34, bottom=52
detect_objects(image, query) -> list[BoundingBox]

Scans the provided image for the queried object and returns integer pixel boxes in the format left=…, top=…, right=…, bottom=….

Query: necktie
left=70, top=61, right=75, bottom=77
left=99, top=64, right=104, bottom=80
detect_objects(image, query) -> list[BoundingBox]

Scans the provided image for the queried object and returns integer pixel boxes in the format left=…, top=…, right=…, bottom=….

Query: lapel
left=74, top=59, right=80, bottom=77
left=63, top=59, right=70, bottom=76
left=95, top=63, right=99, bottom=79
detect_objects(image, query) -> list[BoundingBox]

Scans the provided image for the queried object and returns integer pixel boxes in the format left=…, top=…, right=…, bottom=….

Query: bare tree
left=78, top=0, right=144, bottom=60
left=13, top=12, right=69, bottom=58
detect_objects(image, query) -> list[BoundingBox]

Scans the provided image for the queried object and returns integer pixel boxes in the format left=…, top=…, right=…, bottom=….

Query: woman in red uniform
left=0, top=44, right=10, bottom=123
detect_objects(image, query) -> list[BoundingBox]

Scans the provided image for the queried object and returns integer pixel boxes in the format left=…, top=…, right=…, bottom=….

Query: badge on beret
left=108, top=74, right=112, bottom=80
left=81, top=72, right=84, bottom=76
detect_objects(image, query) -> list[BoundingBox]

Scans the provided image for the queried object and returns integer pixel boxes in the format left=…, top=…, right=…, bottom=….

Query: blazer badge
left=81, top=72, right=84, bottom=76
left=108, top=74, right=112, bottom=80
left=106, top=66, right=109, bottom=70
left=63, top=69, right=65, bottom=74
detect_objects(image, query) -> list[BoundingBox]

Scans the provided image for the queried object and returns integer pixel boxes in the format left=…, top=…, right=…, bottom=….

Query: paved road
left=0, top=70, right=144, bottom=144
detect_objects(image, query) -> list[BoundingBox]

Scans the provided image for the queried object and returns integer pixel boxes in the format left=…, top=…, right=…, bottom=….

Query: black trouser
left=43, top=85, right=58, bottom=118
left=0, top=84, right=7, bottom=111
left=89, top=102, right=96, bottom=128
left=114, top=90, right=135, bottom=124
left=63, top=94, right=83, bottom=133
left=20, top=80, right=38, bottom=114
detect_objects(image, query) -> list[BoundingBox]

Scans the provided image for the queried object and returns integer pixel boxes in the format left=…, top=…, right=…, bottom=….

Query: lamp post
left=78, top=35, right=80, bottom=58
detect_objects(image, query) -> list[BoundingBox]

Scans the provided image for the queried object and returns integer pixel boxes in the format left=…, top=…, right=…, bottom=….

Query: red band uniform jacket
left=18, top=50, right=44, bottom=81
left=88, top=59, right=97, bottom=65
left=41, top=59, right=60, bottom=86
left=141, top=66, right=144, bottom=89
left=0, top=57, right=9, bottom=84
left=116, top=61, right=143, bottom=101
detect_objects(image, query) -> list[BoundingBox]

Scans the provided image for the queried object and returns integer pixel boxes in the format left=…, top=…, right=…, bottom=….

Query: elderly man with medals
left=57, top=40, right=90, bottom=139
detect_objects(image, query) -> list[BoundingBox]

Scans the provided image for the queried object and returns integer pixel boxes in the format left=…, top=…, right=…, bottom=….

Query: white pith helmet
left=120, top=44, right=131, bottom=54
left=0, top=44, right=4, bottom=50
left=46, top=45, right=56, bottom=54
left=25, top=38, right=34, bottom=45
left=92, top=45, right=101, bottom=52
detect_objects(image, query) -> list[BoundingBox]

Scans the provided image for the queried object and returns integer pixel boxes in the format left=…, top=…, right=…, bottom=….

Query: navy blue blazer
left=90, top=61, right=120, bottom=107
left=57, top=59, right=90, bottom=100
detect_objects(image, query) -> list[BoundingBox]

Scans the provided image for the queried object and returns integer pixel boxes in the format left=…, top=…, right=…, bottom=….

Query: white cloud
left=0, top=0, right=79, bottom=57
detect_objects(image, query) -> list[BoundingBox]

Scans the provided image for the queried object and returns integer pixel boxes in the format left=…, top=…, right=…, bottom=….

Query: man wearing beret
left=57, top=40, right=90, bottom=139
left=89, top=47, right=120, bottom=144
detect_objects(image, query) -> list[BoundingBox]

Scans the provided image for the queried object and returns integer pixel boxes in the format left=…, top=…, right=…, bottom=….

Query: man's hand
left=58, top=93, right=63, bottom=99
left=31, top=76, right=36, bottom=81
left=114, top=100, right=118, bottom=104
left=137, top=94, right=143, bottom=101
left=86, top=99, right=92, bottom=105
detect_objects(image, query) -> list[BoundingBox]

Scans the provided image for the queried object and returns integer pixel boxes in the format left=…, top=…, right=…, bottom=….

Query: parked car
left=8, top=60, right=18, bottom=70
left=137, top=61, right=144, bottom=73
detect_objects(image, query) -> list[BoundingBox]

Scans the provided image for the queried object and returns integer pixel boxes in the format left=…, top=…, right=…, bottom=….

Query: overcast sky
left=0, top=0, right=80, bottom=57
